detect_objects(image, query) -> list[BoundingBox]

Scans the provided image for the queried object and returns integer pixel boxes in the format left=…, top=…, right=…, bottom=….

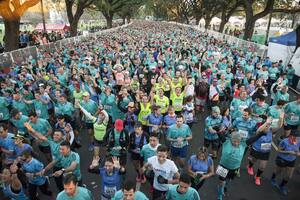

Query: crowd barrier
left=0, top=22, right=132, bottom=68
left=168, top=21, right=267, bottom=59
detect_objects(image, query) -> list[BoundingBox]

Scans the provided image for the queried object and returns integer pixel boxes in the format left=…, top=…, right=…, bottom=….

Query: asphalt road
left=1, top=92, right=299, bottom=200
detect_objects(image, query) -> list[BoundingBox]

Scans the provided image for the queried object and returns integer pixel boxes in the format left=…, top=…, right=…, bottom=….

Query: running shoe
left=277, top=185, right=288, bottom=196
left=254, top=175, right=261, bottom=185
left=247, top=166, right=254, bottom=175
left=271, top=178, right=277, bottom=187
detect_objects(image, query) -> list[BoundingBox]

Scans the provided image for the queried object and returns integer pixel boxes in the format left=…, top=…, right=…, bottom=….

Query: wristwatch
left=61, top=168, right=65, bottom=173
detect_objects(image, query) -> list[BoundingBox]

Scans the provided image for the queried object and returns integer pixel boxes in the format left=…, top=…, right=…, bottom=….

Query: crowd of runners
left=0, top=21, right=299, bottom=200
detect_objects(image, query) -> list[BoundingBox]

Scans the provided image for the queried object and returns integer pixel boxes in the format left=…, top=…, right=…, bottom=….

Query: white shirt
left=147, top=156, right=178, bottom=191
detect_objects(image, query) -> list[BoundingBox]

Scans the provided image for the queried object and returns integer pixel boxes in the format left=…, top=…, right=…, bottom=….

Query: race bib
left=290, top=114, right=299, bottom=122
left=261, top=143, right=271, bottom=151
left=104, top=105, right=112, bottom=110
left=216, top=165, right=229, bottom=178
left=238, top=129, right=248, bottom=139
left=104, top=186, right=117, bottom=196
left=36, top=110, right=41, bottom=116
left=239, top=105, right=248, bottom=112
left=0, top=113, right=3, bottom=120
left=172, top=141, right=183, bottom=148
left=271, top=118, right=279, bottom=127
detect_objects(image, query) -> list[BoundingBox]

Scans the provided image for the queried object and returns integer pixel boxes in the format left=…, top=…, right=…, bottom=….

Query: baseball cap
left=82, top=91, right=89, bottom=97
left=12, top=134, right=25, bottom=140
left=115, top=119, right=124, bottom=132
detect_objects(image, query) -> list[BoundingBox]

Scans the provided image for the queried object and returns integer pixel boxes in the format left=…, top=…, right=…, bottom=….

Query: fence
left=168, top=21, right=267, bottom=58
left=0, top=22, right=132, bottom=69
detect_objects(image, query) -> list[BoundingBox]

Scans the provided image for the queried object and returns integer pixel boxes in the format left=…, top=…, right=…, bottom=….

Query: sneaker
left=236, top=168, right=240, bottom=178
left=136, top=175, right=141, bottom=183
left=141, top=175, right=146, bottom=184
left=247, top=166, right=254, bottom=175
left=88, top=144, right=94, bottom=151
left=271, top=178, right=277, bottom=187
left=278, top=185, right=288, bottom=196
left=255, top=176, right=261, bottom=185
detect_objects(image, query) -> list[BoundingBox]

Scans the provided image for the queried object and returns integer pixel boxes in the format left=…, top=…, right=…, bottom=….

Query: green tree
left=64, top=0, right=94, bottom=36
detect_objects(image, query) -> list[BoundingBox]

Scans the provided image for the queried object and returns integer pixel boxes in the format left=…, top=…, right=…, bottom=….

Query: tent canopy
left=269, top=31, right=296, bottom=46
left=35, top=23, right=69, bottom=31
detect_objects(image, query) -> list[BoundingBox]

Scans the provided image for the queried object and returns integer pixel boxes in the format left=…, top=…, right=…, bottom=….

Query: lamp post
left=40, top=0, right=46, bottom=32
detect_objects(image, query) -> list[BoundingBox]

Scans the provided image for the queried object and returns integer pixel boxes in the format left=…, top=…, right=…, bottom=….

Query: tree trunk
left=219, top=20, right=227, bottom=33
left=195, top=16, right=201, bottom=26
left=204, top=17, right=212, bottom=29
left=105, top=15, right=113, bottom=28
left=126, top=16, right=131, bottom=24
left=243, top=18, right=255, bottom=40
left=70, top=19, right=79, bottom=36
left=4, top=19, right=20, bottom=51
left=122, top=17, right=126, bottom=25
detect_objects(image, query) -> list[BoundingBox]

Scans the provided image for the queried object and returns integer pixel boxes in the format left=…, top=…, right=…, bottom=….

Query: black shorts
left=250, top=148, right=270, bottom=161
left=85, top=122, right=94, bottom=130
left=275, top=156, right=296, bottom=168
left=93, top=139, right=105, bottom=147
left=38, top=145, right=51, bottom=154
left=283, top=124, right=298, bottom=131
left=218, top=166, right=239, bottom=181
left=204, top=138, right=220, bottom=150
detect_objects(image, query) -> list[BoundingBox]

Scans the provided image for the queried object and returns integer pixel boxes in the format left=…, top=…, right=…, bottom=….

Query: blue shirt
left=147, top=113, right=163, bottom=133
left=277, top=138, right=300, bottom=162
left=2, top=184, right=28, bottom=200
left=164, top=114, right=177, bottom=127
left=14, top=144, right=33, bottom=157
left=252, top=130, right=272, bottom=153
left=188, top=155, right=213, bottom=173
left=232, top=117, right=257, bottom=139
left=99, top=168, right=121, bottom=198
left=0, top=133, right=16, bottom=162
left=22, top=158, right=46, bottom=185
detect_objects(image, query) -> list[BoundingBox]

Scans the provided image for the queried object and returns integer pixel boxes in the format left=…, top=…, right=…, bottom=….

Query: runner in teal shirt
left=0, top=96, right=10, bottom=121
left=112, top=180, right=148, bottom=200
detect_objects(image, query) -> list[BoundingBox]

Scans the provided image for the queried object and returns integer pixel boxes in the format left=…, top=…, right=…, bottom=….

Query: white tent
left=267, top=31, right=296, bottom=65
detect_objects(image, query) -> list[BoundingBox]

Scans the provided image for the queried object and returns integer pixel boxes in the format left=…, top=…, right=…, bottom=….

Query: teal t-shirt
left=55, top=102, right=74, bottom=117
left=12, top=100, right=30, bottom=116
left=33, top=100, right=49, bottom=119
left=57, top=151, right=81, bottom=181
left=0, top=97, right=10, bottom=120
left=48, top=139, right=63, bottom=167
left=10, top=115, right=29, bottom=134
left=220, top=139, right=247, bottom=170
left=29, top=118, right=51, bottom=146
left=204, top=116, right=222, bottom=140
left=284, top=101, right=300, bottom=125
left=166, top=185, right=200, bottom=200
left=251, top=102, right=269, bottom=122
left=56, top=187, right=93, bottom=200
left=167, top=124, right=191, bottom=148
left=81, top=100, right=98, bottom=123
left=141, top=144, right=160, bottom=162
left=230, top=98, right=251, bottom=120
left=112, top=190, right=148, bottom=200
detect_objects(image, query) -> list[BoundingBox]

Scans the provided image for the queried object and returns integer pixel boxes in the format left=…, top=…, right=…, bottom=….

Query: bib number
left=238, top=129, right=248, bottom=139
left=261, top=143, right=271, bottom=151
left=290, top=114, right=299, bottom=122
left=104, top=186, right=117, bottom=196
left=239, top=105, right=247, bottom=112
left=36, top=110, right=41, bottom=116
left=216, top=165, right=229, bottom=178
left=271, top=118, right=279, bottom=127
